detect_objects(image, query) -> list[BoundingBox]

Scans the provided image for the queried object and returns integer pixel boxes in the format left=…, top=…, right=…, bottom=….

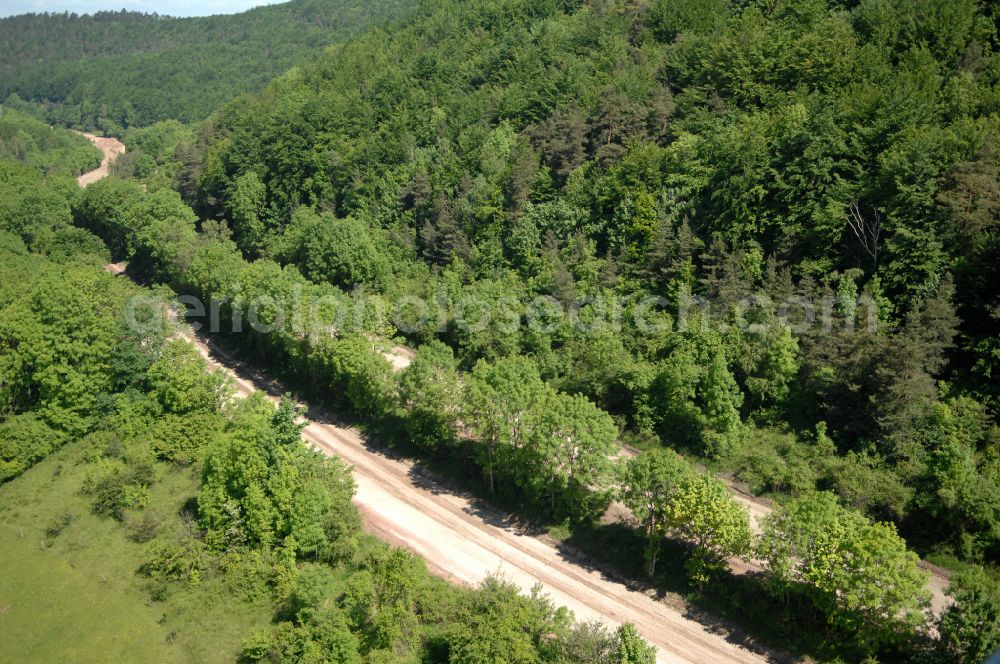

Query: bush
left=88, top=459, right=155, bottom=520
left=44, top=511, right=74, bottom=539
left=0, top=413, right=65, bottom=482
left=124, top=510, right=163, bottom=543
left=147, top=411, right=222, bottom=464
left=142, top=535, right=207, bottom=587
left=937, top=567, right=1000, bottom=663
left=240, top=628, right=273, bottom=661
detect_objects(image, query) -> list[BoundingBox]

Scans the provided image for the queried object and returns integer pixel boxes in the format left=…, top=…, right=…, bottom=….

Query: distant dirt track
left=76, top=132, right=125, bottom=186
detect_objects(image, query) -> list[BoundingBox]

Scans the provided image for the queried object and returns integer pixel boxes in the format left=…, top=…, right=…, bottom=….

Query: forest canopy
left=168, top=0, right=1000, bottom=568
left=0, top=0, right=415, bottom=131
left=0, top=106, right=101, bottom=176
left=3, top=1, right=1000, bottom=662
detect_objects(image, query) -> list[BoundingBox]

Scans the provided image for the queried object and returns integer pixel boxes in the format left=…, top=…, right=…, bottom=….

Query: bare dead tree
left=847, top=200, right=881, bottom=269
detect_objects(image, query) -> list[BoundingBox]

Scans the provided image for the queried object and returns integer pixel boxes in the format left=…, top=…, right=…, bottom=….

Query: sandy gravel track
left=76, top=132, right=125, bottom=186
left=172, top=324, right=767, bottom=664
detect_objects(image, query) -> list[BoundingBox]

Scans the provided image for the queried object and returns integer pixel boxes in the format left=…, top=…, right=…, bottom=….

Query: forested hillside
left=29, top=0, right=993, bottom=660
left=4, top=0, right=1000, bottom=662
left=178, top=0, right=1000, bottom=568
left=0, top=106, right=100, bottom=176
left=0, top=123, right=660, bottom=664
left=0, top=0, right=414, bottom=131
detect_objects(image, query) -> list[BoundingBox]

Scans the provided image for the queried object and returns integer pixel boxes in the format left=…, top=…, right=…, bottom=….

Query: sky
left=0, top=0, right=287, bottom=18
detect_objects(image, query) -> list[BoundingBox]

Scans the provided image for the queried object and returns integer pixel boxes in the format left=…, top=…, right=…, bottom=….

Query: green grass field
left=0, top=443, right=271, bottom=663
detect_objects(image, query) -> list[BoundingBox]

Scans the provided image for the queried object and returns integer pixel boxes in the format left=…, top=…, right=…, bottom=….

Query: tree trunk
left=646, top=524, right=658, bottom=578
left=487, top=440, right=495, bottom=494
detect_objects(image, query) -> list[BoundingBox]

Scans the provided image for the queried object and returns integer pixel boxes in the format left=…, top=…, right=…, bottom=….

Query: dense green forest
left=172, top=0, right=1000, bottom=568
left=0, top=106, right=101, bottom=176
left=0, top=0, right=414, bottom=131
left=4, top=0, right=1000, bottom=662
left=38, top=113, right=993, bottom=662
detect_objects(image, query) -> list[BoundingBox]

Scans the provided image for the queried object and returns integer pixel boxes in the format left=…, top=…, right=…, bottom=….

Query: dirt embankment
left=76, top=132, right=125, bottom=187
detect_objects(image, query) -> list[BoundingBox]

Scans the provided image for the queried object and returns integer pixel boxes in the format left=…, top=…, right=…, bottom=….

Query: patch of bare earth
left=76, top=132, right=125, bottom=187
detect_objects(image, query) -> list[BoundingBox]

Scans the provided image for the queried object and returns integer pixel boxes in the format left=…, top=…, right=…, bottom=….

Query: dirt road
left=383, top=344, right=415, bottom=371
left=172, top=325, right=767, bottom=664
left=76, top=132, right=125, bottom=186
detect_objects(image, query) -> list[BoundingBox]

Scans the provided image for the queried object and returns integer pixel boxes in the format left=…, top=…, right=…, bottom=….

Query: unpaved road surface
left=76, top=132, right=125, bottom=186
left=173, top=325, right=767, bottom=664
left=383, top=344, right=415, bottom=372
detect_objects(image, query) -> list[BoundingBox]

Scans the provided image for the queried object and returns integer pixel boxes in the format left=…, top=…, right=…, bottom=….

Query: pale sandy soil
left=75, top=132, right=125, bottom=186
left=383, top=344, right=416, bottom=372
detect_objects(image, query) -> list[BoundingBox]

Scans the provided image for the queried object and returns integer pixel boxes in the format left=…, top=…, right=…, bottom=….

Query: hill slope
left=180, top=0, right=1000, bottom=573
left=0, top=0, right=413, bottom=130
left=0, top=106, right=101, bottom=176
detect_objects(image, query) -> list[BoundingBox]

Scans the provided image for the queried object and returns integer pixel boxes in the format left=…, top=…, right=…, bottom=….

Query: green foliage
left=937, top=567, right=1000, bottom=664
left=176, top=0, right=999, bottom=509
left=0, top=106, right=101, bottom=176
left=8, top=0, right=998, bottom=658
left=147, top=411, right=224, bottom=465
left=0, top=441, right=274, bottom=663
left=73, top=178, right=198, bottom=276
left=89, top=462, right=154, bottom=520
left=464, top=354, right=616, bottom=518
left=341, top=548, right=424, bottom=654
left=663, top=474, right=752, bottom=590
left=0, top=135, right=668, bottom=664
left=522, top=390, right=618, bottom=519
left=611, top=623, right=657, bottom=664
left=0, top=157, right=109, bottom=260
left=0, top=1, right=415, bottom=129
left=0, top=413, right=64, bottom=481
left=0, top=256, right=131, bottom=436
left=228, top=171, right=268, bottom=255
left=147, top=340, right=230, bottom=415
left=318, top=335, right=398, bottom=416
left=398, top=340, right=462, bottom=451
left=55, top=0, right=1000, bottom=575
left=699, top=349, right=745, bottom=459
left=465, top=355, right=548, bottom=494
left=618, top=449, right=693, bottom=577
left=759, top=492, right=930, bottom=652
left=447, top=575, right=560, bottom=664
left=276, top=209, right=391, bottom=290
left=198, top=393, right=360, bottom=558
